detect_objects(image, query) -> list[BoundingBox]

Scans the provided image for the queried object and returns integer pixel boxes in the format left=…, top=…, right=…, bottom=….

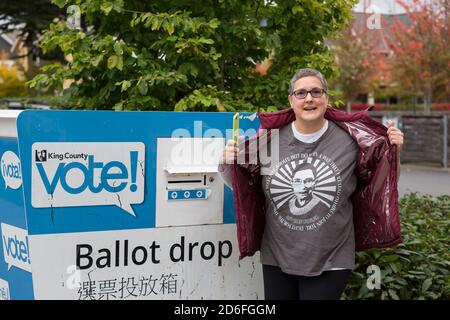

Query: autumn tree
left=329, top=12, right=384, bottom=112
left=386, top=0, right=450, bottom=113
left=28, top=0, right=357, bottom=111
left=0, top=53, right=27, bottom=98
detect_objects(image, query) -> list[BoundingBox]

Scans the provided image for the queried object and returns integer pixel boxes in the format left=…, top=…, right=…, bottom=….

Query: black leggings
left=263, top=265, right=351, bottom=300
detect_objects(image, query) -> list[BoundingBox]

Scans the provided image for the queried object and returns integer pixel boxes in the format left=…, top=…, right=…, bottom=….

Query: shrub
left=0, top=63, right=27, bottom=98
left=343, top=193, right=450, bottom=300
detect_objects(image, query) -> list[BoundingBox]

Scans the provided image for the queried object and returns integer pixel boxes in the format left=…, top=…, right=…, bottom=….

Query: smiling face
left=288, top=76, right=328, bottom=125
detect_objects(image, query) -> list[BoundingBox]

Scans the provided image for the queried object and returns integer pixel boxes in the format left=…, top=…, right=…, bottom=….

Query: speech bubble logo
left=1, top=151, right=22, bottom=190
left=1, top=223, right=32, bottom=273
left=31, top=142, right=145, bottom=216
left=0, top=278, right=10, bottom=300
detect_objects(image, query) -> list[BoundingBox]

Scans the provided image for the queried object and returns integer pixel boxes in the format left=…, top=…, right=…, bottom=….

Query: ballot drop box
left=0, top=110, right=264, bottom=300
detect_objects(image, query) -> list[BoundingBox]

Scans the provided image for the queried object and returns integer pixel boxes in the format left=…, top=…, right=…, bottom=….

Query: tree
left=0, top=1, right=65, bottom=60
left=386, top=0, right=450, bottom=113
left=0, top=53, right=27, bottom=98
left=28, top=0, right=356, bottom=111
left=329, top=13, right=384, bottom=112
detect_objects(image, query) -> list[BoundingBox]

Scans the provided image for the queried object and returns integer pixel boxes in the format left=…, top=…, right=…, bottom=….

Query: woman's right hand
left=220, top=136, right=243, bottom=164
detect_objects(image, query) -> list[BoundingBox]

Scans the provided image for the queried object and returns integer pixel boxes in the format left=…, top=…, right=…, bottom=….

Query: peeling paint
left=138, top=160, right=145, bottom=177
left=87, top=267, right=97, bottom=285
left=111, top=180, right=123, bottom=208
left=248, top=261, right=256, bottom=278
left=116, top=193, right=122, bottom=208
left=50, top=192, right=55, bottom=229
left=179, top=279, right=185, bottom=299
left=189, top=276, right=203, bottom=296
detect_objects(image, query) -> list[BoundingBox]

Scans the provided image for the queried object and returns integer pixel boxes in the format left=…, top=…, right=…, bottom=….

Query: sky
left=353, top=0, right=408, bottom=14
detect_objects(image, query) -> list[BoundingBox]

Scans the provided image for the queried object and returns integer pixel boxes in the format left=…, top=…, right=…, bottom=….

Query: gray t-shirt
left=260, top=121, right=358, bottom=276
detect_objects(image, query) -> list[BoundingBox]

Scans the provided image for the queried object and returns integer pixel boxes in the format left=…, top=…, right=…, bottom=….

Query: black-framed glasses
left=290, top=87, right=327, bottom=99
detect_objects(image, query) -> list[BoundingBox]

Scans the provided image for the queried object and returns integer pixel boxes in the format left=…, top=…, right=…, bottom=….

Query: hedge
left=343, top=193, right=450, bottom=300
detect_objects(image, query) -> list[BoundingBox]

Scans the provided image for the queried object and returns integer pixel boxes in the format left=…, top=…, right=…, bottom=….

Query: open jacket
left=231, top=107, right=402, bottom=259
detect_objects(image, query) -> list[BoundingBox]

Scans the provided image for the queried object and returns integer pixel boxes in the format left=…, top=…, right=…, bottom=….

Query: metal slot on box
left=165, top=167, right=217, bottom=201
left=155, top=137, right=224, bottom=227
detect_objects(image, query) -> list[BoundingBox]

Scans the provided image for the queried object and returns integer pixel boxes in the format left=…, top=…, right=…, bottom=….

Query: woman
left=218, top=68, right=404, bottom=300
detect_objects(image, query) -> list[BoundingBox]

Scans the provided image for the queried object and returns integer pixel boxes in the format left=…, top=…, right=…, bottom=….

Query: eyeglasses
left=290, top=87, right=327, bottom=99
left=293, top=178, right=314, bottom=184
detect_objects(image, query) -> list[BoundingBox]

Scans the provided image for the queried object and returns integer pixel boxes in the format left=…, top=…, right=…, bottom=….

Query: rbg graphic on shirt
left=266, top=152, right=342, bottom=231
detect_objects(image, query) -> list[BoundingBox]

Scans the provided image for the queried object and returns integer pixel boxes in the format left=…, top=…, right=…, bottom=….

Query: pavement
left=398, top=164, right=450, bottom=197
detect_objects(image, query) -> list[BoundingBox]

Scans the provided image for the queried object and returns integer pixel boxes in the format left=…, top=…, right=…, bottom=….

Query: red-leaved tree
left=386, top=0, right=450, bottom=113
left=330, top=12, right=386, bottom=112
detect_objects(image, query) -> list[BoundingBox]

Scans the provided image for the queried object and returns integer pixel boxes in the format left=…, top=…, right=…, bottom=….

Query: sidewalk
left=398, top=164, right=450, bottom=197
left=401, top=163, right=450, bottom=173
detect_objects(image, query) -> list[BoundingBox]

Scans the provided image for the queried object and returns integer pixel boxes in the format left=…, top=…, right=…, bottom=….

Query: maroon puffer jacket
left=231, top=107, right=402, bottom=259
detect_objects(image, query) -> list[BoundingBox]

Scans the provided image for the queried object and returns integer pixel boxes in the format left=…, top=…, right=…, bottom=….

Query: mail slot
left=155, top=137, right=224, bottom=227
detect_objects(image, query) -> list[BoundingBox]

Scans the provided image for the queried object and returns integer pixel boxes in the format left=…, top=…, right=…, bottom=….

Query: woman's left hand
left=387, top=121, right=404, bottom=150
